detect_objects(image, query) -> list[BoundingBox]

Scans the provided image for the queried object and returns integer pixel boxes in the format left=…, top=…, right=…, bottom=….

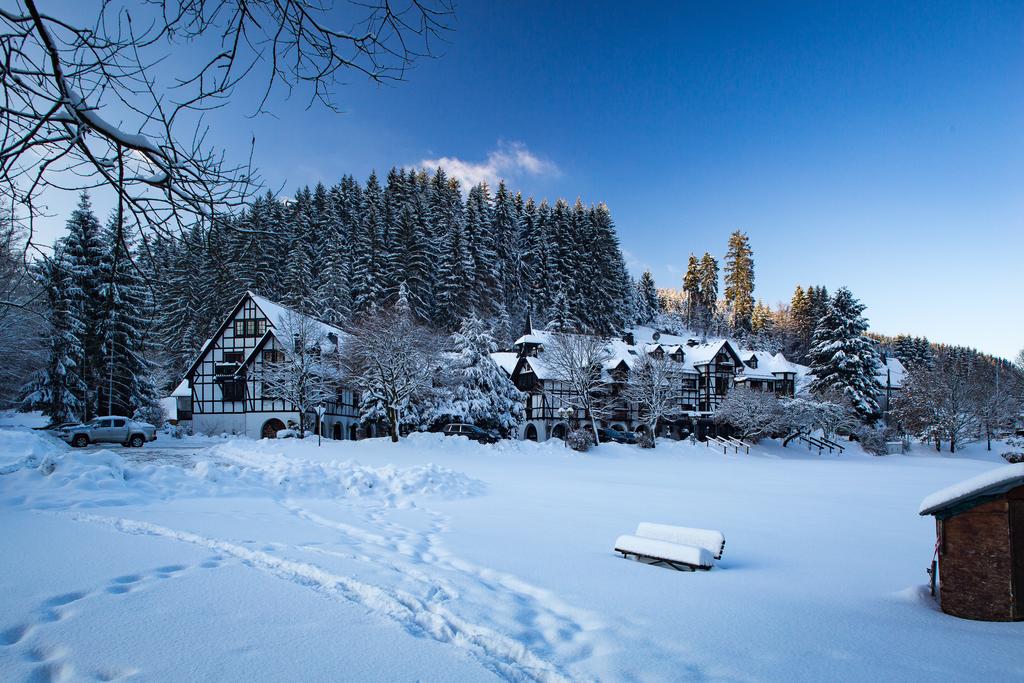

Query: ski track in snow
left=68, top=512, right=582, bottom=683
left=0, top=550, right=228, bottom=682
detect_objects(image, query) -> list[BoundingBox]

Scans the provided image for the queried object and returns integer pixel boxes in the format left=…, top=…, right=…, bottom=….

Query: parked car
left=442, top=423, right=499, bottom=444
left=61, top=416, right=158, bottom=448
left=597, top=427, right=637, bottom=445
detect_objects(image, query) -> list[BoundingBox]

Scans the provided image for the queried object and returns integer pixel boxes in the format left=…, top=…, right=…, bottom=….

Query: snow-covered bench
left=635, top=522, right=726, bottom=560
left=613, top=535, right=714, bottom=571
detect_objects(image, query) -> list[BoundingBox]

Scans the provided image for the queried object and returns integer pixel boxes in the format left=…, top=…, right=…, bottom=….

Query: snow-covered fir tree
left=635, top=270, right=660, bottom=324
left=426, top=317, right=524, bottom=436
left=697, top=252, right=719, bottom=334
left=21, top=246, right=88, bottom=423
left=95, top=212, right=160, bottom=418
left=682, top=253, right=700, bottom=328
left=808, top=287, right=881, bottom=419
left=60, top=192, right=105, bottom=415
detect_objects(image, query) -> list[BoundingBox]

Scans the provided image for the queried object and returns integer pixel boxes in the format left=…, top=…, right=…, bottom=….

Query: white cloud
left=419, top=141, right=560, bottom=190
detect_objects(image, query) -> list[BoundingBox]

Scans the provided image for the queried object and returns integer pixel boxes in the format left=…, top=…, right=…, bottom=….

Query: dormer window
left=746, top=357, right=758, bottom=369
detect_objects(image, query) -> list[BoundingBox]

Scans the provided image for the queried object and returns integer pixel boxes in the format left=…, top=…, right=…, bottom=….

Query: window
left=97, top=419, right=112, bottom=428
left=681, top=378, right=697, bottom=390
left=234, top=319, right=268, bottom=337
left=263, top=349, right=285, bottom=364
left=222, top=380, right=244, bottom=401
left=223, top=352, right=244, bottom=364
left=112, top=419, right=126, bottom=427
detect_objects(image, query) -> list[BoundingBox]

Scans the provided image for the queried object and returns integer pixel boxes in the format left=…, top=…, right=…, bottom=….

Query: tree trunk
left=388, top=407, right=399, bottom=443
left=590, top=415, right=600, bottom=447
left=648, top=420, right=658, bottom=448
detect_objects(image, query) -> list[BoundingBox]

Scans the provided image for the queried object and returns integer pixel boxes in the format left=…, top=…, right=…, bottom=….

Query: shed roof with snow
left=919, top=464, right=1024, bottom=517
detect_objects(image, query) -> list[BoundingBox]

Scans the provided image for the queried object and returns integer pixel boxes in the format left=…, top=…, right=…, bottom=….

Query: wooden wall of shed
left=938, top=499, right=1016, bottom=621
left=1013, top=500, right=1024, bottom=620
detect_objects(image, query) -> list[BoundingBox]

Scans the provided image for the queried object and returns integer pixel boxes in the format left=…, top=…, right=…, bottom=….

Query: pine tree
left=697, top=252, right=719, bottom=334
left=808, top=287, right=882, bottom=419
left=724, top=230, right=755, bottom=332
left=95, top=212, right=159, bottom=418
left=352, top=171, right=385, bottom=315
left=462, top=183, right=495, bottom=315
left=586, top=202, right=633, bottom=334
left=635, top=270, right=660, bottom=324
left=751, top=300, right=773, bottom=335
left=491, top=181, right=524, bottom=323
left=428, top=316, right=524, bottom=436
left=60, top=192, right=105, bottom=417
left=682, top=254, right=700, bottom=328
left=21, top=247, right=88, bottom=422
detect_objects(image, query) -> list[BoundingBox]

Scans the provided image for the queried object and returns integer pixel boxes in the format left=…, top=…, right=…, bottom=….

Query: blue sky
left=41, top=1, right=1024, bottom=358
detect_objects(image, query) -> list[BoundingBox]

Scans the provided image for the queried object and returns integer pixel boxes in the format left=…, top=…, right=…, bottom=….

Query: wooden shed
left=919, top=464, right=1024, bottom=621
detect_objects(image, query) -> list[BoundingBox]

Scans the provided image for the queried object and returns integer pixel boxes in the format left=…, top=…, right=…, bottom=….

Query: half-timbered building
left=499, top=325, right=809, bottom=442
left=177, top=292, right=360, bottom=440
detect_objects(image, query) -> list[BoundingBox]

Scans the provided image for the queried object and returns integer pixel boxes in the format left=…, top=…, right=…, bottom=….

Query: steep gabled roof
left=183, top=291, right=344, bottom=381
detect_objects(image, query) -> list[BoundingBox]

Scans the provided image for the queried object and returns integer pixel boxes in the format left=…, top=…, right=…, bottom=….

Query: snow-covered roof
left=520, top=355, right=556, bottom=381
left=169, top=379, right=190, bottom=397
left=514, top=332, right=548, bottom=347
left=490, top=352, right=519, bottom=376
left=734, top=349, right=806, bottom=381
left=248, top=291, right=346, bottom=341
left=919, top=464, right=1024, bottom=516
left=877, top=356, right=907, bottom=389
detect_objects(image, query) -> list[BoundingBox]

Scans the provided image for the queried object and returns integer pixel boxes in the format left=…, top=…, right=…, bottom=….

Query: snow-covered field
left=1, top=420, right=1022, bottom=682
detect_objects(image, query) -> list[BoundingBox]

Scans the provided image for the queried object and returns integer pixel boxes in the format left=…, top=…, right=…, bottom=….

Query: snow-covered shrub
left=162, top=423, right=187, bottom=439
left=566, top=427, right=595, bottom=452
left=1003, top=436, right=1024, bottom=464
left=636, top=429, right=655, bottom=449
left=853, top=424, right=888, bottom=456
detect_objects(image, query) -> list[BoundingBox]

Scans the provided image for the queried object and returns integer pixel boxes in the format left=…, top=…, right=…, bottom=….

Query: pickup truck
left=60, top=416, right=158, bottom=448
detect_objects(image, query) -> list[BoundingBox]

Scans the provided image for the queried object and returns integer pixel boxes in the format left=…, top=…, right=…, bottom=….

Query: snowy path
left=70, top=508, right=589, bottom=683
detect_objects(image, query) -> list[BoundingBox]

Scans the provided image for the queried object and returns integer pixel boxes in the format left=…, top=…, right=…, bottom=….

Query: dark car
left=597, top=427, right=637, bottom=444
left=442, top=423, right=499, bottom=444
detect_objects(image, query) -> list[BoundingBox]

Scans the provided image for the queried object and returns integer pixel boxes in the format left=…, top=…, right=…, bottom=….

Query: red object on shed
left=919, top=464, right=1024, bottom=621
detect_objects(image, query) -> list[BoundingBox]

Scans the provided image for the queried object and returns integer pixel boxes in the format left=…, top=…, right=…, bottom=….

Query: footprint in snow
left=45, top=592, right=87, bottom=608
left=0, top=623, right=32, bottom=646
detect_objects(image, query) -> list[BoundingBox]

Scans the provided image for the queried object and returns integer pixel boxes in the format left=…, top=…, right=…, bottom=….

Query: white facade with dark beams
left=497, top=325, right=811, bottom=442
left=180, top=292, right=361, bottom=440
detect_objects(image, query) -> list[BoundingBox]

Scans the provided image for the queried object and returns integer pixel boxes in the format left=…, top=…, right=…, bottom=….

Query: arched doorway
left=261, top=418, right=286, bottom=439
left=333, top=423, right=341, bottom=440
left=524, top=424, right=538, bottom=441
left=551, top=423, right=567, bottom=440
left=349, top=424, right=358, bottom=441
